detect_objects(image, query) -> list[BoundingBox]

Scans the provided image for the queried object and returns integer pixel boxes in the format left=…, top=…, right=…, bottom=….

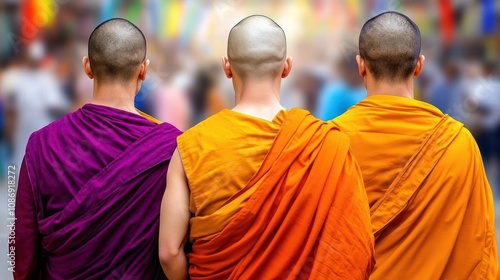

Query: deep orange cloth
left=177, top=109, right=285, bottom=242
left=333, top=95, right=499, bottom=279
left=182, top=108, right=374, bottom=279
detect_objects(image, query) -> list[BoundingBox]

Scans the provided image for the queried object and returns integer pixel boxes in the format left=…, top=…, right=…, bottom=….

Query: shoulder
left=179, top=111, right=226, bottom=138
left=437, top=119, right=483, bottom=173
left=25, top=111, right=76, bottom=155
left=447, top=124, right=478, bottom=154
left=156, top=121, right=183, bottom=136
left=300, top=111, right=350, bottom=146
left=444, top=116, right=472, bottom=143
left=177, top=111, right=227, bottom=152
left=330, top=106, right=359, bottom=131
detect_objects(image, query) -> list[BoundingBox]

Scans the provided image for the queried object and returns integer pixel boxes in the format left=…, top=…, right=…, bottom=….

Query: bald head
left=359, top=11, right=421, bottom=81
left=228, top=15, right=287, bottom=80
left=88, top=18, right=146, bottom=82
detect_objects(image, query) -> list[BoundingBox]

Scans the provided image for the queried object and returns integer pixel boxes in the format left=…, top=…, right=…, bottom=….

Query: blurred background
left=0, top=0, right=499, bottom=277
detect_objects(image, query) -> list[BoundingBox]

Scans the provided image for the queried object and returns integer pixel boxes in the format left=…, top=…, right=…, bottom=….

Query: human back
left=178, top=16, right=291, bottom=243
left=225, top=14, right=289, bottom=120
left=15, top=18, right=181, bottom=279
left=332, top=11, right=498, bottom=279
left=160, top=15, right=374, bottom=280
left=178, top=108, right=285, bottom=242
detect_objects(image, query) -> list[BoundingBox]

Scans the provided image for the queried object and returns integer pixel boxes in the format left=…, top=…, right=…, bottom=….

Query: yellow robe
left=177, top=109, right=285, bottom=242
left=178, top=108, right=374, bottom=279
left=333, top=95, right=498, bottom=279
left=137, top=109, right=161, bottom=124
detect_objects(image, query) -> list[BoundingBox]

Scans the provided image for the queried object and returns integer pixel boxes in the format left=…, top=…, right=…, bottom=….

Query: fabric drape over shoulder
left=333, top=95, right=498, bottom=280
left=16, top=104, right=181, bottom=279
left=178, top=109, right=285, bottom=242
left=187, top=108, right=374, bottom=280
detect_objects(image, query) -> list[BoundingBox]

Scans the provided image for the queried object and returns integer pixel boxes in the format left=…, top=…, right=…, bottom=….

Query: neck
left=91, top=80, right=139, bottom=114
left=365, top=75, right=414, bottom=99
left=232, top=77, right=285, bottom=121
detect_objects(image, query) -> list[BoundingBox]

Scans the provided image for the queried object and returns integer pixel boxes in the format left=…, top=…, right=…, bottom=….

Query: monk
left=159, top=15, right=374, bottom=280
left=332, top=11, right=499, bottom=279
left=15, top=18, right=181, bottom=279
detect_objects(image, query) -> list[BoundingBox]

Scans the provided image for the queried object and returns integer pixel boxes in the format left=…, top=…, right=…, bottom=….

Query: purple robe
left=15, top=104, right=181, bottom=279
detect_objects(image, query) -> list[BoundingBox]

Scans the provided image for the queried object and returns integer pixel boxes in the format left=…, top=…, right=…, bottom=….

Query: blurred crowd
left=0, top=0, right=499, bottom=194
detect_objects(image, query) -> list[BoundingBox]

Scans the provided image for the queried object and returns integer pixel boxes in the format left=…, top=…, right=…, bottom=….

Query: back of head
left=88, top=18, right=146, bottom=82
left=359, top=11, right=421, bottom=82
left=228, top=15, right=286, bottom=80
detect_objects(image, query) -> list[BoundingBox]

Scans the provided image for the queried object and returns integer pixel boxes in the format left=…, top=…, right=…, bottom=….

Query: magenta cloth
left=15, top=104, right=181, bottom=279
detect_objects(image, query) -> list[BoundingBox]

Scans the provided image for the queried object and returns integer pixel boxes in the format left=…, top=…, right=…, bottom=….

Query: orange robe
left=177, top=108, right=374, bottom=279
left=178, top=109, right=284, bottom=241
left=333, top=95, right=499, bottom=279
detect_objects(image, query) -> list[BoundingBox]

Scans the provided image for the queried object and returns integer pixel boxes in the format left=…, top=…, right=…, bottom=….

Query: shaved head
left=88, top=18, right=146, bottom=82
left=359, top=11, right=421, bottom=81
left=228, top=15, right=286, bottom=80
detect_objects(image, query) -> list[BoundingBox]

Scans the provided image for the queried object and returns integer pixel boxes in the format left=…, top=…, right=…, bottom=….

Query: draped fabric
left=185, top=108, right=374, bottom=279
left=333, top=95, right=499, bottom=279
left=15, top=104, right=181, bottom=279
left=178, top=109, right=285, bottom=242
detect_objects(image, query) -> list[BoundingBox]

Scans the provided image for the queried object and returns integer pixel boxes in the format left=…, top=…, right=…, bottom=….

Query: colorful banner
left=481, top=0, right=495, bottom=34
left=21, top=0, right=57, bottom=40
left=163, top=0, right=183, bottom=39
left=439, top=0, right=454, bottom=44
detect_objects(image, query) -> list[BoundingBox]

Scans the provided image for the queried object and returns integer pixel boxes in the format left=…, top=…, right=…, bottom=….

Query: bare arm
left=159, top=149, right=190, bottom=280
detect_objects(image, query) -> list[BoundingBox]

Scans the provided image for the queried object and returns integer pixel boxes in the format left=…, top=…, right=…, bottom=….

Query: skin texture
left=356, top=12, right=425, bottom=99
left=88, top=18, right=147, bottom=82
left=82, top=18, right=150, bottom=114
left=227, top=15, right=286, bottom=80
left=359, top=11, right=421, bottom=82
left=159, top=15, right=292, bottom=280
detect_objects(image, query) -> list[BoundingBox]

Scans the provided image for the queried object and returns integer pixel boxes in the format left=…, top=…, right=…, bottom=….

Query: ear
left=414, top=55, right=425, bottom=77
left=139, top=59, right=150, bottom=81
left=222, top=57, right=232, bottom=78
left=82, top=56, right=94, bottom=79
left=356, top=55, right=366, bottom=78
left=282, top=56, right=293, bottom=78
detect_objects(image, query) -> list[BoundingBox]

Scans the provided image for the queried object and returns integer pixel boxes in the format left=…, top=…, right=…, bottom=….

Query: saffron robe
left=178, top=108, right=375, bottom=279
left=15, top=104, right=181, bottom=279
left=333, top=95, right=499, bottom=279
left=178, top=109, right=285, bottom=242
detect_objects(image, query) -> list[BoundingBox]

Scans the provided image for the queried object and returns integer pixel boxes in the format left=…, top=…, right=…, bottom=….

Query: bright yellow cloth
left=187, top=108, right=374, bottom=279
left=333, top=95, right=498, bottom=279
left=137, top=109, right=161, bottom=124
left=177, top=109, right=285, bottom=242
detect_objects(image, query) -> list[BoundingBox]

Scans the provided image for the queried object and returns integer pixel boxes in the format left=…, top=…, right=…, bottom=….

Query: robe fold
left=15, top=104, right=181, bottom=279
left=180, top=108, right=374, bottom=280
left=178, top=109, right=285, bottom=242
left=333, top=95, right=499, bottom=279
